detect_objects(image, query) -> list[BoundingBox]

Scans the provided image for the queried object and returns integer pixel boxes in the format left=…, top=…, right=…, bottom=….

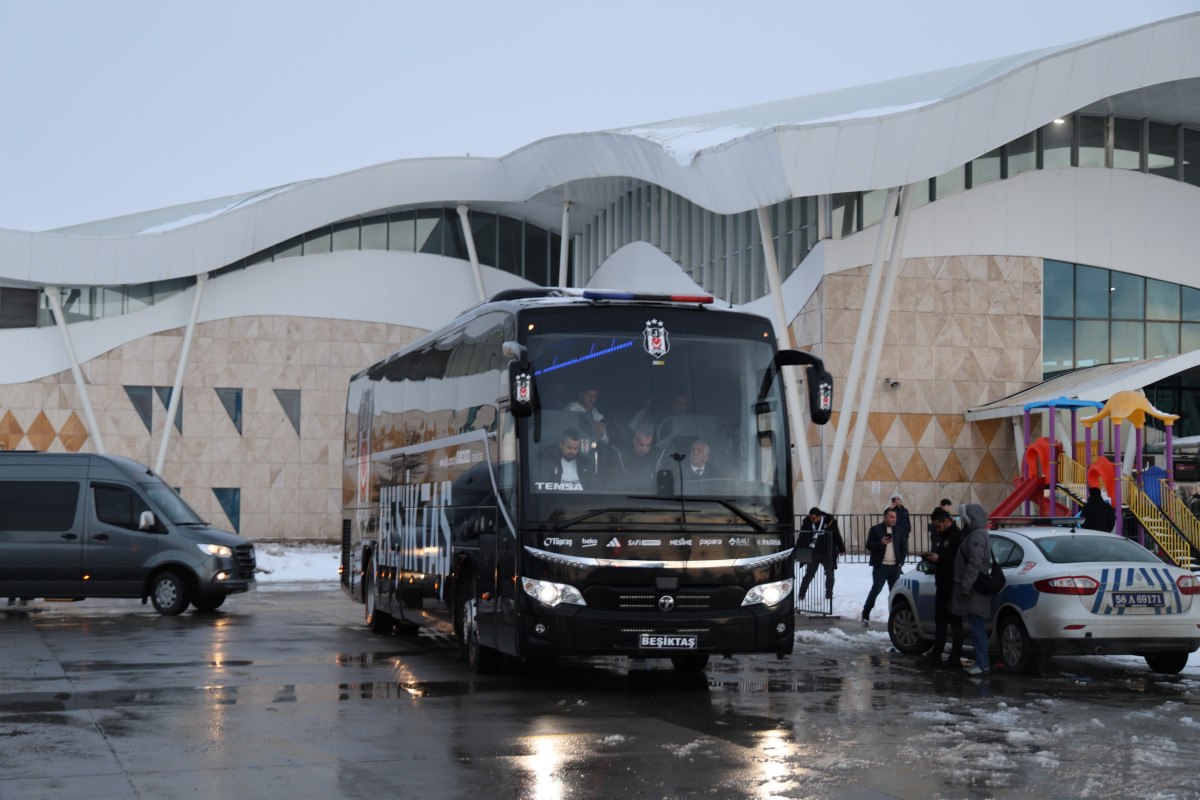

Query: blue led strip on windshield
left=534, top=339, right=635, bottom=376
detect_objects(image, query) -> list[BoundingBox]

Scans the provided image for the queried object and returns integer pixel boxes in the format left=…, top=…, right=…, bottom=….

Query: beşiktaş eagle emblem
left=643, top=319, right=670, bottom=358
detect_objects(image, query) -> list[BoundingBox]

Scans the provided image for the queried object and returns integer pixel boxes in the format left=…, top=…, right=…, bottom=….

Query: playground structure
left=989, top=392, right=1200, bottom=569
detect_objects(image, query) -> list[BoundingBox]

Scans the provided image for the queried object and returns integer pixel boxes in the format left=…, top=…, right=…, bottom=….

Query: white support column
left=819, top=187, right=899, bottom=510
left=557, top=200, right=571, bottom=287
left=44, top=286, right=106, bottom=454
left=756, top=206, right=817, bottom=511
left=836, top=184, right=916, bottom=514
left=456, top=204, right=487, bottom=302
left=154, top=273, right=207, bottom=475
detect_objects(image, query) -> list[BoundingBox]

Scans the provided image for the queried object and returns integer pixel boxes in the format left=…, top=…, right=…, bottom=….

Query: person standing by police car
left=797, top=507, right=845, bottom=600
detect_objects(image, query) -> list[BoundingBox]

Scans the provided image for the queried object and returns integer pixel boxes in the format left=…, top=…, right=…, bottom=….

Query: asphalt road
left=3, top=587, right=1199, bottom=800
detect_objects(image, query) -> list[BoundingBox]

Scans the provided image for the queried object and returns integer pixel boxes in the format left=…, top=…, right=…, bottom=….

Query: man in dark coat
left=860, top=507, right=909, bottom=624
left=797, top=507, right=846, bottom=600
left=922, top=507, right=964, bottom=668
left=1080, top=486, right=1116, bottom=532
left=952, top=503, right=993, bottom=676
left=886, top=493, right=912, bottom=540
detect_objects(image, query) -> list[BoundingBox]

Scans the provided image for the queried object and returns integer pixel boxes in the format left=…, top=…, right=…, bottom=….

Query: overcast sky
left=2, top=0, right=1197, bottom=231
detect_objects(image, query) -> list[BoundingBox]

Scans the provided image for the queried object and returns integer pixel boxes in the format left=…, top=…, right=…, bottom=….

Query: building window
left=1077, top=114, right=1108, bottom=167
left=1148, top=122, right=1180, bottom=179
left=1041, top=117, right=1074, bottom=168
left=212, top=487, right=241, bottom=533
left=1112, top=117, right=1143, bottom=171
left=215, top=388, right=243, bottom=435
left=274, top=389, right=301, bottom=436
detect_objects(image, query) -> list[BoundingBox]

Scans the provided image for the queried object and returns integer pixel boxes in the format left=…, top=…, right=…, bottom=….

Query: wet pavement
left=2, top=588, right=1199, bottom=799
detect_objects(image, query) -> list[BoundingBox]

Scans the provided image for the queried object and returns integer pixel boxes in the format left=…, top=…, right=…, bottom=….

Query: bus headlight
left=521, top=578, right=586, bottom=608
left=197, top=543, right=233, bottom=558
left=741, top=579, right=793, bottom=608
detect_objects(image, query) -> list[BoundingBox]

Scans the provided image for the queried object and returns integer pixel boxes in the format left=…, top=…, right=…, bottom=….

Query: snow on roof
left=967, top=350, right=1200, bottom=421
left=609, top=41, right=1077, bottom=165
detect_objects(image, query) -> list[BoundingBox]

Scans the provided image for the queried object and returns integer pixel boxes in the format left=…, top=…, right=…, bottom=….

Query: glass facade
left=1042, top=260, right=1200, bottom=377
left=3, top=105, right=1198, bottom=327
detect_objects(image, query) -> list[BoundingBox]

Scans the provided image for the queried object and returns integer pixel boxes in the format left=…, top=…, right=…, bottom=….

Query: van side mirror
left=138, top=510, right=157, bottom=531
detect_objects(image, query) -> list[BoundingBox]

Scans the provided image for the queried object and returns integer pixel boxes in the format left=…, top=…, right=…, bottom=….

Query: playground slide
left=990, top=475, right=1074, bottom=519
left=990, top=476, right=1045, bottom=519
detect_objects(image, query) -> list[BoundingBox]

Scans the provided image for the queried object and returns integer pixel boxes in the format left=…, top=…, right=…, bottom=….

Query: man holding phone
left=861, top=508, right=909, bottom=625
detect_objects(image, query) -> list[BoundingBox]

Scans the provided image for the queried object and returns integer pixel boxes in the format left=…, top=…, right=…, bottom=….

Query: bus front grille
left=586, top=586, right=744, bottom=612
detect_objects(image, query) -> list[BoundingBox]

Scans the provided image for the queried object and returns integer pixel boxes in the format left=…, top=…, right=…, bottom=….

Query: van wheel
left=191, top=595, right=226, bottom=612
left=150, top=571, right=190, bottom=615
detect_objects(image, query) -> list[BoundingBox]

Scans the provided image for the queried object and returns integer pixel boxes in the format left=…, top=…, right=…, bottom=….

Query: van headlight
left=741, top=579, right=793, bottom=607
left=521, top=578, right=586, bottom=607
left=198, top=543, right=234, bottom=558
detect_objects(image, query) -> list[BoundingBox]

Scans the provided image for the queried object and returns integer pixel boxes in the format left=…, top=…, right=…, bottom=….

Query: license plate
left=638, top=634, right=697, bottom=650
left=1110, top=592, right=1164, bottom=608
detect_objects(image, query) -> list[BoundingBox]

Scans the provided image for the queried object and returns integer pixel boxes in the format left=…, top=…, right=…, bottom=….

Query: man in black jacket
left=922, top=507, right=964, bottom=667
left=860, top=508, right=909, bottom=625
left=797, top=507, right=846, bottom=600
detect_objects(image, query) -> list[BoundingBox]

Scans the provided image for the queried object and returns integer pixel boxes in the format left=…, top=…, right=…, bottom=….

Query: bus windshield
left=521, top=310, right=790, bottom=526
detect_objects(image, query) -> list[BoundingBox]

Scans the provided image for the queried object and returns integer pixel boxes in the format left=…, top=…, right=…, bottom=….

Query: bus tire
left=457, top=577, right=501, bottom=674
left=670, top=654, right=710, bottom=673
left=364, top=566, right=393, bottom=635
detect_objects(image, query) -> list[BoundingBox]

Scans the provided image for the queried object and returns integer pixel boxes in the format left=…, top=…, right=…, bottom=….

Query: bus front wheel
left=457, top=578, right=502, bottom=674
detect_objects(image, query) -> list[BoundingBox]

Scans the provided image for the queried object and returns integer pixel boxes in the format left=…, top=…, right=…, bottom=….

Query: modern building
left=1, top=13, right=1198, bottom=540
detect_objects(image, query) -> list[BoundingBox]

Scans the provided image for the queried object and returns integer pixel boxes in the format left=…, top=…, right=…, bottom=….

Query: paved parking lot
left=3, top=587, right=1200, bottom=799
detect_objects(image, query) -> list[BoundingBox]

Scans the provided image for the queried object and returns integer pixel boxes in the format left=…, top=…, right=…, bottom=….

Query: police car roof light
left=580, top=290, right=714, bottom=304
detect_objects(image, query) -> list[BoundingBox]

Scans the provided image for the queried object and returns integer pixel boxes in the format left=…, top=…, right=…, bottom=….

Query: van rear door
left=0, top=479, right=85, bottom=597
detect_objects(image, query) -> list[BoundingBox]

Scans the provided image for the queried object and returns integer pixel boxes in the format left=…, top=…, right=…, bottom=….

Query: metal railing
left=794, top=512, right=930, bottom=615
left=1157, top=478, right=1200, bottom=558
left=1120, top=475, right=1192, bottom=568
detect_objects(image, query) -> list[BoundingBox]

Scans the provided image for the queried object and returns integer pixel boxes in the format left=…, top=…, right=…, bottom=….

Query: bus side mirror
left=138, top=510, right=157, bottom=531
left=510, top=365, right=535, bottom=418
left=503, top=340, right=535, bottom=419
left=767, top=350, right=834, bottom=426
left=807, top=368, right=833, bottom=426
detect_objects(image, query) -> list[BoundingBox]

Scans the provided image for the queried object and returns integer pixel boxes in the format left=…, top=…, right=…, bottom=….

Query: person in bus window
left=686, top=439, right=723, bottom=479
left=539, top=428, right=593, bottom=491
left=565, top=386, right=609, bottom=444
left=617, top=425, right=659, bottom=488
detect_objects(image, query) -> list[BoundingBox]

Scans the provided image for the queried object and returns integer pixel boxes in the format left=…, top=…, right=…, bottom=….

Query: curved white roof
left=1, top=12, right=1198, bottom=288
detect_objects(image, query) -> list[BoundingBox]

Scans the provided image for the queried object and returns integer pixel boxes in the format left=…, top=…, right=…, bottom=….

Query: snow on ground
left=253, top=544, right=1200, bottom=676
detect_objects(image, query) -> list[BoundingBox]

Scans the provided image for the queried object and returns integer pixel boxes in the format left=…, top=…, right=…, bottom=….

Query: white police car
left=887, top=525, right=1200, bottom=674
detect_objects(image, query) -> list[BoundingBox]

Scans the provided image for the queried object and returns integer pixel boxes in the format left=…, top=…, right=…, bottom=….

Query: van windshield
left=140, top=482, right=204, bottom=525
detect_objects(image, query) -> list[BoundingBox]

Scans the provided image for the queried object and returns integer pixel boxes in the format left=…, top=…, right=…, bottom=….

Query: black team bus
left=341, top=288, right=832, bottom=673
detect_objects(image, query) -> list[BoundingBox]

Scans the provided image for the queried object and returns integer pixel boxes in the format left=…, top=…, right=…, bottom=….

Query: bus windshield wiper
left=627, top=495, right=766, bottom=532
left=551, top=507, right=670, bottom=531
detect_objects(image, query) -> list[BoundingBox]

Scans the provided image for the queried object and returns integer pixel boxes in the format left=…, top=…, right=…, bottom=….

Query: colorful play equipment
left=991, top=393, right=1200, bottom=569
